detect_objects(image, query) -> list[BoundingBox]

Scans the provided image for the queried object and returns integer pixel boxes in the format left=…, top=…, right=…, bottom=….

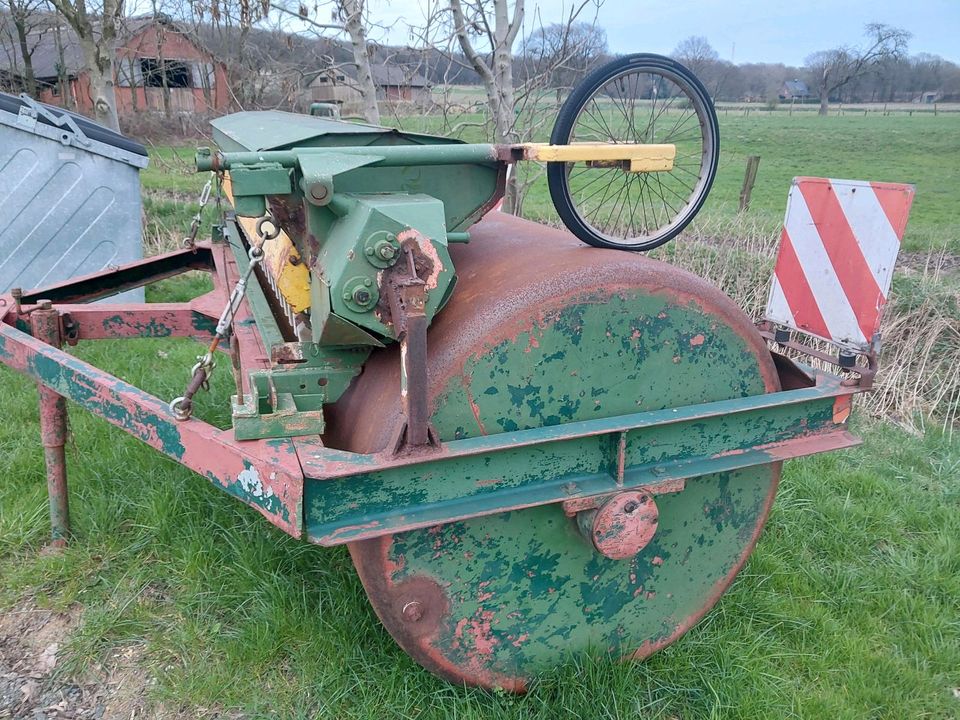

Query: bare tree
left=672, top=35, right=735, bottom=99
left=672, top=35, right=718, bottom=78
left=446, top=0, right=524, bottom=210
left=47, top=0, right=123, bottom=129
left=2, top=0, right=49, bottom=96
left=523, top=20, right=606, bottom=100
left=449, top=0, right=522, bottom=144
left=273, top=0, right=381, bottom=123
left=805, top=23, right=910, bottom=116
left=409, top=0, right=599, bottom=214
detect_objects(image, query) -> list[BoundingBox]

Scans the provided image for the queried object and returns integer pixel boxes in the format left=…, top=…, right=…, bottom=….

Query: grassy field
left=140, top=111, right=960, bottom=253
left=1, top=110, right=959, bottom=718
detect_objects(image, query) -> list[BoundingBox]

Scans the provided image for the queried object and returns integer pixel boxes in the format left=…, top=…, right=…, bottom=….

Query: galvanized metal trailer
left=0, top=55, right=911, bottom=691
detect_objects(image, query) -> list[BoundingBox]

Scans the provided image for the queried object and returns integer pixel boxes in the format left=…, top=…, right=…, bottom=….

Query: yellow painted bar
left=522, top=142, right=675, bottom=172
left=223, top=174, right=312, bottom=313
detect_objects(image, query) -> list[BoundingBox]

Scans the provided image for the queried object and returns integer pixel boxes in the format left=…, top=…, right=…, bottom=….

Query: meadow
left=1, top=108, right=958, bottom=718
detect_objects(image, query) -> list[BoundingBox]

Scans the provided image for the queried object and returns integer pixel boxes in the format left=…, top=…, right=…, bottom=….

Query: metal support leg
left=30, top=302, right=70, bottom=546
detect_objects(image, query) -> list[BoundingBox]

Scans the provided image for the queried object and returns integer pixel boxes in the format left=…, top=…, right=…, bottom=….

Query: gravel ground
left=0, top=600, right=241, bottom=720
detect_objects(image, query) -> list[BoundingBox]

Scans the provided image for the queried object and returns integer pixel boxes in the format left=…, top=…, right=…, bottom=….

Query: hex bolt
left=402, top=601, right=424, bottom=622
left=353, top=288, right=371, bottom=306
left=378, top=244, right=396, bottom=260
left=363, top=278, right=372, bottom=287
left=37, top=298, right=53, bottom=310
left=623, top=501, right=639, bottom=514
left=342, top=292, right=352, bottom=301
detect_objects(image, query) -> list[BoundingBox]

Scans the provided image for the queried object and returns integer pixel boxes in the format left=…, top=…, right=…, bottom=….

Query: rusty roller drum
left=326, top=213, right=781, bottom=691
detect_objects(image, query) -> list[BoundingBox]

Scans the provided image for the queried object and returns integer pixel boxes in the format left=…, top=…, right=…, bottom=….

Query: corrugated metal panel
left=0, top=94, right=148, bottom=301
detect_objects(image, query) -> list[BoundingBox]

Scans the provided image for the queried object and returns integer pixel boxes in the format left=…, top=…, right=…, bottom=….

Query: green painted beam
left=198, top=143, right=500, bottom=172
left=303, top=378, right=859, bottom=545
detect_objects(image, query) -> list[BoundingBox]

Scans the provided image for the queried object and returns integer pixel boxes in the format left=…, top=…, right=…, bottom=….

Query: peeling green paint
left=315, top=288, right=786, bottom=679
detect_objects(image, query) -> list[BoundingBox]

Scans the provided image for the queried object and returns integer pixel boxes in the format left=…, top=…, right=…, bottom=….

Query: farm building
left=303, top=67, right=356, bottom=106
left=913, top=90, right=943, bottom=104
left=371, top=64, right=429, bottom=102
left=779, top=79, right=810, bottom=101
left=305, top=63, right=430, bottom=112
left=0, top=16, right=229, bottom=115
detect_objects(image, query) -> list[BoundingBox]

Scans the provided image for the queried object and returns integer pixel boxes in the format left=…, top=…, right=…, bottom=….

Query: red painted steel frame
left=0, top=238, right=869, bottom=547
left=0, top=242, right=311, bottom=539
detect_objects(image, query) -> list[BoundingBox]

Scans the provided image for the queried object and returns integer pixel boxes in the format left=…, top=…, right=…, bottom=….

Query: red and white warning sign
left=765, top=177, right=915, bottom=352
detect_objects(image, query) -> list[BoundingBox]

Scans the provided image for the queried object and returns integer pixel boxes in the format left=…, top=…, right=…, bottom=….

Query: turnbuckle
left=170, top=231, right=274, bottom=422
left=182, top=174, right=215, bottom=249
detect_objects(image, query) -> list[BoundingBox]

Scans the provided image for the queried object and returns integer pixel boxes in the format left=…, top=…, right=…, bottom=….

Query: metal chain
left=182, top=173, right=215, bottom=249
left=169, top=216, right=278, bottom=421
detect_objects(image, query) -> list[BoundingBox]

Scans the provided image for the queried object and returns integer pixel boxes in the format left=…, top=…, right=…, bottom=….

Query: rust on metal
left=577, top=491, right=659, bottom=560
left=331, top=213, right=788, bottom=691
left=30, top=303, right=70, bottom=546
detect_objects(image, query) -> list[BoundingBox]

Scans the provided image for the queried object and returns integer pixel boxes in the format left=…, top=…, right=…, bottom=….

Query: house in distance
left=305, top=63, right=430, bottom=115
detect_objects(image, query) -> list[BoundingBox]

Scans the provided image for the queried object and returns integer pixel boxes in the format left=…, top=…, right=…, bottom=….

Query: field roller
left=0, top=56, right=904, bottom=691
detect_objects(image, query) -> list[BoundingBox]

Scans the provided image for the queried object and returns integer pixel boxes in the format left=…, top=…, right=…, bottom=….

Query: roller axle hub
left=576, top=491, right=660, bottom=560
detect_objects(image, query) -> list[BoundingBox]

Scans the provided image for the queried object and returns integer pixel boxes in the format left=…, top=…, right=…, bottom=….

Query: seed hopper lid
left=211, top=110, right=466, bottom=153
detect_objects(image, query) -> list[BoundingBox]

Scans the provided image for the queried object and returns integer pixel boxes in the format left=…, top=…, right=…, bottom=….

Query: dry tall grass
left=656, top=214, right=960, bottom=433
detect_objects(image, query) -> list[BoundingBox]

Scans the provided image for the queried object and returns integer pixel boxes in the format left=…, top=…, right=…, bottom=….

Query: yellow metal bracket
left=223, top=173, right=312, bottom=314
left=519, top=142, right=675, bottom=172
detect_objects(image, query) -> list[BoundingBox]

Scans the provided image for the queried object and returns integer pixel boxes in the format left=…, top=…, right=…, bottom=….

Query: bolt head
left=378, top=245, right=396, bottom=260
left=402, top=601, right=424, bottom=622
left=363, top=278, right=373, bottom=287
left=309, top=183, right=329, bottom=201
left=353, top=289, right=371, bottom=305
left=342, top=292, right=352, bottom=301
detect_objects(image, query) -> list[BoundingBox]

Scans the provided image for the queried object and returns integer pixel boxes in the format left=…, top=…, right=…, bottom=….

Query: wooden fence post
left=739, top=156, right=761, bottom=212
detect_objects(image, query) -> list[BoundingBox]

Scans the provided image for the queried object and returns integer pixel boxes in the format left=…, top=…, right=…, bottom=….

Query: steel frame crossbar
left=0, top=239, right=863, bottom=547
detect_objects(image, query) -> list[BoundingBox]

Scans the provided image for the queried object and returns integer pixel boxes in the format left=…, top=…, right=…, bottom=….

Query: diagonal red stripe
left=797, top=180, right=884, bottom=341
left=869, top=182, right=914, bottom=239
left=774, top=227, right=831, bottom=340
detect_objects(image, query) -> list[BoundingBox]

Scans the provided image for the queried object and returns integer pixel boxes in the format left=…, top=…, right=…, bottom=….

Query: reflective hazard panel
left=765, top=177, right=915, bottom=352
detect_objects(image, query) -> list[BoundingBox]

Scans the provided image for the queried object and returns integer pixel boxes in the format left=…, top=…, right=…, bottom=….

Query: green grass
left=140, top=112, right=960, bottom=253
left=2, top=361, right=957, bottom=717
left=392, top=111, right=960, bottom=253
left=1, top=110, right=959, bottom=717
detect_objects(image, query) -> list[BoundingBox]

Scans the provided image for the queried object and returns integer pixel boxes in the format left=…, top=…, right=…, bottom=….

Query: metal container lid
left=0, top=92, right=148, bottom=167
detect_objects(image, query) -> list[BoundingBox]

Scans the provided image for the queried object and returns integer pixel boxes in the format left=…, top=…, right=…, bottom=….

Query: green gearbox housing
left=204, top=111, right=505, bottom=439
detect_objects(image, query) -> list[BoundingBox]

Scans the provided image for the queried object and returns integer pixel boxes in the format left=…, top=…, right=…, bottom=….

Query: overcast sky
left=355, top=0, right=959, bottom=66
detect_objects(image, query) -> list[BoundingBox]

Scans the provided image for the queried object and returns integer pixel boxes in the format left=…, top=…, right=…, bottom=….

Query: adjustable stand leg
left=30, top=302, right=70, bottom=546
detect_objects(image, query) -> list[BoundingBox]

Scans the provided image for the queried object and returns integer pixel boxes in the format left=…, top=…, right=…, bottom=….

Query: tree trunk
left=818, top=75, right=829, bottom=116
left=13, top=19, right=37, bottom=97
left=151, top=2, right=171, bottom=117
left=156, top=25, right=171, bottom=117
left=49, top=0, right=120, bottom=129
left=449, top=0, right=523, bottom=212
left=53, top=24, right=72, bottom=108
left=341, top=0, right=380, bottom=125
left=491, top=0, right=518, bottom=212
left=128, top=58, right=138, bottom=111
left=84, top=53, right=120, bottom=130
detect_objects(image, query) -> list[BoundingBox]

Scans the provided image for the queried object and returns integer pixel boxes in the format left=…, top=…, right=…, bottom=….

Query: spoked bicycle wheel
left=548, top=53, right=720, bottom=251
